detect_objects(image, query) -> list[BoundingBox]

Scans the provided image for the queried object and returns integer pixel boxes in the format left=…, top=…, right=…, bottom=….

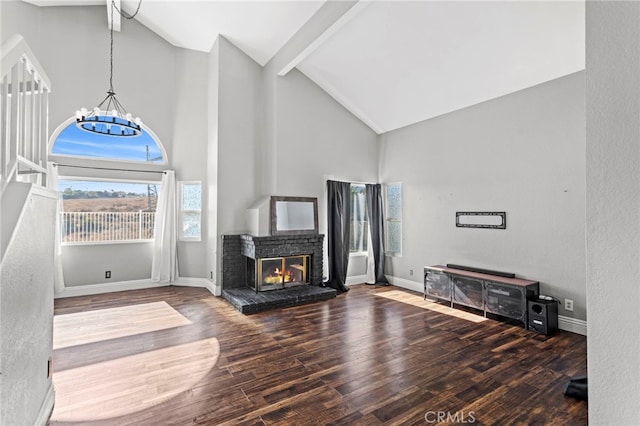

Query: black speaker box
left=528, top=299, right=558, bottom=335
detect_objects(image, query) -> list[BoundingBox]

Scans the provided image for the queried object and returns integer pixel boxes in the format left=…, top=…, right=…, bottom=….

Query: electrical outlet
left=105, top=270, right=111, bottom=279
left=564, top=299, right=574, bottom=312
left=409, top=269, right=414, bottom=276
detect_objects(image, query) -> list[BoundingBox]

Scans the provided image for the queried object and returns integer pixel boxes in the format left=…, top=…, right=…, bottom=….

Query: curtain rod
left=327, top=178, right=379, bottom=185
left=53, top=163, right=166, bottom=174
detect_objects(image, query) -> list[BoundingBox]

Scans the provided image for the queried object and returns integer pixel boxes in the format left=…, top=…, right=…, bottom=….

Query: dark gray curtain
left=365, top=184, right=389, bottom=285
left=327, top=180, right=351, bottom=292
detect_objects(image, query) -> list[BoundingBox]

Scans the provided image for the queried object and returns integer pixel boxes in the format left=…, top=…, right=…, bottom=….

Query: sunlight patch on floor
left=375, top=290, right=487, bottom=323
left=53, top=301, right=192, bottom=349
left=50, top=337, right=220, bottom=422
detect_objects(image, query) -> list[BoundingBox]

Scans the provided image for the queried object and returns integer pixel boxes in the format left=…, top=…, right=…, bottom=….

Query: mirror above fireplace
left=270, top=196, right=318, bottom=236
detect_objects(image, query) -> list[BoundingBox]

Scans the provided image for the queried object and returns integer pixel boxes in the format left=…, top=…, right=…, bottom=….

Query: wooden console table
left=424, top=265, right=539, bottom=327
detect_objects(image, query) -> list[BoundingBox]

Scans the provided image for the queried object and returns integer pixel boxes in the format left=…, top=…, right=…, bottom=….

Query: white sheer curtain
left=151, top=170, right=179, bottom=283
left=47, top=162, right=65, bottom=295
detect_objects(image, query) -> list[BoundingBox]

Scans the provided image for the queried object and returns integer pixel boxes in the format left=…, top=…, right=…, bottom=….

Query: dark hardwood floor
left=49, top=285, right=587, bottom=425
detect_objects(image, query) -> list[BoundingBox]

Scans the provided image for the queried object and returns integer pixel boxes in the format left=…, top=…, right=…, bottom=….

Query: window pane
left=51, top=121, right=164, bottom=163
left=387, top=221, right=402, bottom=254
left=180, top=182, right=201, bottom=240
left=387, top=184, right=402, bottom=218
left=182, top=184, right=201, bottom=210
left=182, top=212, right=201, bottom=239
left=58, top=180, right=159, bottom=243
left=350, top=185, right=368, bottom=252
left=386, top=183, right=402, bottom=255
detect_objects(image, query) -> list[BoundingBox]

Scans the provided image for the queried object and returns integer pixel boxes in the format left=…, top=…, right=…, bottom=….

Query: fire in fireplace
left=254, top=255, right=310, bottom=291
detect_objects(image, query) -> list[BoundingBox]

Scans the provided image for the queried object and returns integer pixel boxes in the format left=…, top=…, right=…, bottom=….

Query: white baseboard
left=388, top=275, right=423, bottom=293
left=173, top=277, right=220, bottom=296
left=34, top=381, right=55, bottom=426
left=388, top=276, right=587, bottom=335
left=55, top=277, right=222, bottom=298
left=558, top=315, right=587, bottom=336
left=55, top=279, right=166, bottom=298
left=172, top=277, right=208, bottom=288
left=346, top=274, right=369, bottom=285
left=205, top=280, right=220, bottom=296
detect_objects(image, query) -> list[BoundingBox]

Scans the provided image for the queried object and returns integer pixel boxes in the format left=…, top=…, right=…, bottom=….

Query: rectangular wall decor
left=456, top=212, right=506, bottom=229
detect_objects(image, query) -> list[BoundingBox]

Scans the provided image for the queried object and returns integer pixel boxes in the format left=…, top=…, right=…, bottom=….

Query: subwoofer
left=528, top=299, right=558, bottom=335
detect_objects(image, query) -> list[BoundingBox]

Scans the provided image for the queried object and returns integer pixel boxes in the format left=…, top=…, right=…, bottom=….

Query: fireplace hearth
left=221, top=233, right=334, bottom=313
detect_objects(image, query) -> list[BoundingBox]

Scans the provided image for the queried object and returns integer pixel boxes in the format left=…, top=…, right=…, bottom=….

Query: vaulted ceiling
left=21, top=0, right=585, bottom=134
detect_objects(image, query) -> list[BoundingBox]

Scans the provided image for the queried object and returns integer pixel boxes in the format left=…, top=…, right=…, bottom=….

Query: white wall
left=0, top=186, right=57, bottom=425
left=586, top=2, right=640, bottom=423
left=379, top=72, right=586, bottom=320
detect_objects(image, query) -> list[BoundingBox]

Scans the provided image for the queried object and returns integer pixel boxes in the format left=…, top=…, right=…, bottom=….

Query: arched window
left=50, top=118, right=166, bottom=164
left=49, top=118, right=168, bottom=244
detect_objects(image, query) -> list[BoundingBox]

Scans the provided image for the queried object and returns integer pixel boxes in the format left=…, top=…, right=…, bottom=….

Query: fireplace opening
left=252, top=255, right=310, bottom=292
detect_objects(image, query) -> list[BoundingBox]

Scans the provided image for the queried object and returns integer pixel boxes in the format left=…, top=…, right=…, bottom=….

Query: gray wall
left=2, top=2, right=211, bottom=286
left=213, top=37, right=263, bottom=287
left=206, top=39, right=220, bottom=290
left=275, top=68, right=379, bottom=198
left=0, top=187, right=56, bottom=425
left=379, top=72, right=586, bottom=320
left=61, top=243, right=153, bottom=286
left=274, top=69, right=378, bottom=281
left=586, top=2, right=640, bottom=423
left=172, top=48, right=210, bottom=278
left=2, top=2, right=177, bottom=153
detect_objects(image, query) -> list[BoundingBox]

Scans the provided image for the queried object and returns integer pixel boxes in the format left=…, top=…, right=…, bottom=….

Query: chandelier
left=76, top=0, right=143, bottom=137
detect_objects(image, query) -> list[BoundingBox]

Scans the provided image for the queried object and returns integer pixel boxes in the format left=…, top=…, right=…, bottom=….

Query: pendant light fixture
left=76, top=0, right=143, bottom=137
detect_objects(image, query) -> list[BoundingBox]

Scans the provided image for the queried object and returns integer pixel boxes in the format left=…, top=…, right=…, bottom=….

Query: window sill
left=62, top=239, right=154, bottom=246
left=385, top=252, right=403, bottom=258
left=349, top=252, right=368, bottom=257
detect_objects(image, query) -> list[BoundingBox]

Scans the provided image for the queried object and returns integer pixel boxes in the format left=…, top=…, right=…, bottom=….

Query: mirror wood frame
left=270, top=196, right=319, bottom=236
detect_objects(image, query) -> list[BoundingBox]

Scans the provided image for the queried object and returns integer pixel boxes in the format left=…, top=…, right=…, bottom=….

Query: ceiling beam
left=107, top=0, right=121, bottom=32
left=277, top=1, right=371, bottom=77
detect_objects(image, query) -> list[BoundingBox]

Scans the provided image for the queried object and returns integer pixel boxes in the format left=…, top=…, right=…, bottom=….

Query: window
left=179, top=181, right=202, bottom=241
left=59, top=179, right=159, bottom=243
left=350, top=184, right=368, bottom=253
left=385, top=183, right=402, bottom=255
left=50, top=119, right=165, bottom=163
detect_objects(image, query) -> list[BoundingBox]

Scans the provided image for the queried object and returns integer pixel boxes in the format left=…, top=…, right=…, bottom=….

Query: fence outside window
left=61, top=211, right=156, bottom=243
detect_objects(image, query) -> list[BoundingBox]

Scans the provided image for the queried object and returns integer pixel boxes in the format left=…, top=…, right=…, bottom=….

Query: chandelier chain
left=75, top=0, right=143, bottom=136
left=112, top=0, right=143, bottom=20
left=109, top=0, right=143, bottom=92
left=109, top=1, right=114, bottom=92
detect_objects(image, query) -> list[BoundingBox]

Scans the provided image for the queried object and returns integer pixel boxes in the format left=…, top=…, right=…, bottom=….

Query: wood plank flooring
left=49, top=285, right=587, bottom=425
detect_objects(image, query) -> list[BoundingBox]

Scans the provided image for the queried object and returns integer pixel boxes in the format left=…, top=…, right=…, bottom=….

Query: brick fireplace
left=222, top=234, right=324, bottom=291
left=221, top=233, right=333, bottom=314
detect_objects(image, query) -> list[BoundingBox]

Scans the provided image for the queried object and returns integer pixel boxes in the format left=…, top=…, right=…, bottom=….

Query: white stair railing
left=1, top=34, right=51, bottom=194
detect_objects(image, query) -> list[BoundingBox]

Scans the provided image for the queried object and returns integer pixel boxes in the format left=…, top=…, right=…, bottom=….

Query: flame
left=263, top=267, right=295, bottom=284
